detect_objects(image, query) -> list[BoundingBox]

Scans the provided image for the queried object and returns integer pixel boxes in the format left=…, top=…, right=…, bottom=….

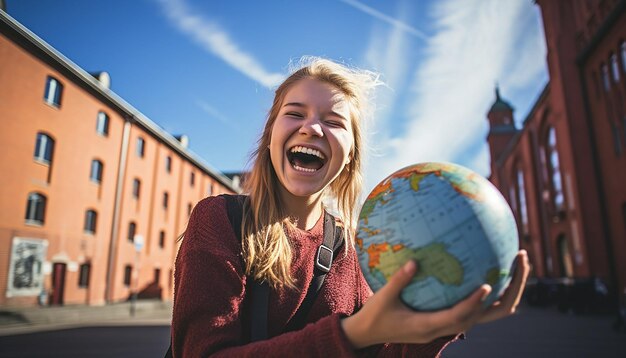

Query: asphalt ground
left=0, top=302, right=624, bottom=357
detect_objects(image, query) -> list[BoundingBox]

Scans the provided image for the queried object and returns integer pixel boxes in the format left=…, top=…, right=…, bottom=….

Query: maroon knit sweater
left=172, top=195, right=459, bottom=357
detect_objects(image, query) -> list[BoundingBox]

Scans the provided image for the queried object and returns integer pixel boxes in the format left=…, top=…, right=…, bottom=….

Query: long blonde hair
left=242, top=57, right=380, bottom=289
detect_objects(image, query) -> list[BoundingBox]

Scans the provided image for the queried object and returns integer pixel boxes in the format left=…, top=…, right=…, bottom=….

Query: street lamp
left=130, top=234, right=144, bottom=316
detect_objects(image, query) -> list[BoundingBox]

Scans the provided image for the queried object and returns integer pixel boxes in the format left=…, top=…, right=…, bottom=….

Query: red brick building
left=487, top=0, right=626, bottom=307
left=0, top=11, right=237, bottom=307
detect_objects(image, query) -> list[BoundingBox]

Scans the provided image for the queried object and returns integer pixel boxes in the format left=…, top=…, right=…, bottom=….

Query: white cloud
left=157, top=0, right=284, bottom=88
left=363, top=0, right=547, bottom=191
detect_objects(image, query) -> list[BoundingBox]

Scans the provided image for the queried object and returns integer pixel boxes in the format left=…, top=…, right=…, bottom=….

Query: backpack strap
left=221, top=195, right=270, bottom=343
left=166, top=196, right=343, bottom=357
left=284, top=211, right=343, bottom=333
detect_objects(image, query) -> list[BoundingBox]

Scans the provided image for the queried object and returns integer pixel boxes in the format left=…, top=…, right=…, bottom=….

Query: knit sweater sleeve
left=171, top=196, right=356, bottom=357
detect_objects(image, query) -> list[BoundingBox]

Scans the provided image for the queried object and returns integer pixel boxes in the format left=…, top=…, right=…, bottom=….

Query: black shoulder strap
left=166, top=199, right=342, bottom=357
left=284, top=211, right=343, bottom=333
left=221, top=195, right=270, bottom=343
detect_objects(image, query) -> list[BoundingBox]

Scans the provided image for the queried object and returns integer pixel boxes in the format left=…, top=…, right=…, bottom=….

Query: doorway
left=50, top=262, right=66, bottom=305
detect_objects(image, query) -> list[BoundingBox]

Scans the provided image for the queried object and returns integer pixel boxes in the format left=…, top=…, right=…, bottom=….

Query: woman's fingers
left=378, top=260, right=418, bottom=301
left=348, top=251, right=530, bottom=347
left=479, top=250, right=530, bottom=323
left=403, top=284, right=491, bottom=342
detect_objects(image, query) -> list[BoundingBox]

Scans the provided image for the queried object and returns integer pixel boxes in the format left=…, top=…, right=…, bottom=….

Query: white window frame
left=34, top=133, right=54, bottom=164
left=96, top=112, right=109, bottom=136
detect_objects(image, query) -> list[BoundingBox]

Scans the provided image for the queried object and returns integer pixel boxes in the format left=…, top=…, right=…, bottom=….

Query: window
left=546, top=127, right=565, bottom=212
left=136, top=137, right=145, bottom=157
left=163, top=192, right=169, bottom=209
left=123, top=265, right=132, bottom=286
left=601, top=63, right=610, bottom=91
left=165, top=156, right=172, bottom=173
left=132, top=178, right=141, bottom=199
left=610, top=53, right=620, bottom=83
left=154, top=268, right=161, bottom=284
left=128, top=222, right=136, bottom=242
left=90, top=160, right=103, bottom=183
left=96, top=112, right=109, bottom=136
left=84, top=209, right=97, bottom=234
left=44, top=76, right=63, bottom=107
left=517, top=169, right=529, bottom=235
left=159, top=231, right=165, bottom=249
left=78, top=263, right=91, bottom=288
left=190, top=172, right=195, bottom=186
left=34, top=132, right=54, bottom=164
left=25, top=192, right=46, bottom=224
left=557, top=235, right=574, bottom=277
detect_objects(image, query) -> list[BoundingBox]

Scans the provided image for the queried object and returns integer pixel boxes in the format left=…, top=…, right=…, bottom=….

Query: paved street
left=0, top=303, right=625, bottom=357
left=0, top=325, right=171, bottom=358
left=443, top=304, right=626, bottom=358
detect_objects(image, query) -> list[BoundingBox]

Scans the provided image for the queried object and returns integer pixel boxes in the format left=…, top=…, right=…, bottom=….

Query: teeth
left=290, top=146, right=325, bottom=160
left=292, top=164, right=317, bottom=173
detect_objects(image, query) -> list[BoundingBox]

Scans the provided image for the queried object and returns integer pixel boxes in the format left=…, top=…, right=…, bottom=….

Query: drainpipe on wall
left=105, top=119, right=132, bottom=303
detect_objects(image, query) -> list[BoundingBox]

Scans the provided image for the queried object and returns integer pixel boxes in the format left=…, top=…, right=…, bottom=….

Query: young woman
left=171, top=58, right=530, bottom=357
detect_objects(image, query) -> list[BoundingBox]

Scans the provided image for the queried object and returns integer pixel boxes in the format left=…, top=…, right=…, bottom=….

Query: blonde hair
left=242, top=57, right=381, bottom=289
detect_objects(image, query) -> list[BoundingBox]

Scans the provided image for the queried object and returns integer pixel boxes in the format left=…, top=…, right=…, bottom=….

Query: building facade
left=487, top=0, right=626, bottom=307
left=0, top=11, right=237, bottom=307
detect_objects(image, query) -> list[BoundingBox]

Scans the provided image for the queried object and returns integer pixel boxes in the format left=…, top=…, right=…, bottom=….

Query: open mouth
left=286, top=146, right=327, bottom=173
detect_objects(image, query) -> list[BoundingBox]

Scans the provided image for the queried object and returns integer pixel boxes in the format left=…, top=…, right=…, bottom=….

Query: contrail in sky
left=340, top=0, right=428, bottom=41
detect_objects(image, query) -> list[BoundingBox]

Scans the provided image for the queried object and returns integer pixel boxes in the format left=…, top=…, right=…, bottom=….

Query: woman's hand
left=341, top=250, right=530, bottom=349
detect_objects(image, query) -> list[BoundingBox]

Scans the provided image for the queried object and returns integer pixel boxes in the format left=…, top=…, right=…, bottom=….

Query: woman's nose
left=298, top=117, right=324, bottom=137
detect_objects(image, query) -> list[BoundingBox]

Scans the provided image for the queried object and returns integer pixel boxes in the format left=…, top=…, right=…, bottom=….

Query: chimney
left=175, top=134, right=189, bottom=149
left=90, top=71, right=111, bottom=89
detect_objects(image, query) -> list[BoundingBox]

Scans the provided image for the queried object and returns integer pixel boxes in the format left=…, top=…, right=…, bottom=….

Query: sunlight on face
left=269, top=78, right=354, bottom=201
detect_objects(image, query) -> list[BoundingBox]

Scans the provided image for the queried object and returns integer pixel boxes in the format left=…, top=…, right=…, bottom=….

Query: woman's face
left=269, top=78, right=354, bottom=200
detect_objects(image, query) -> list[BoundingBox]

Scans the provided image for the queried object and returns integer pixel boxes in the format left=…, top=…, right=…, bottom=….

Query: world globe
left=356, top=162, right=519, bottom=311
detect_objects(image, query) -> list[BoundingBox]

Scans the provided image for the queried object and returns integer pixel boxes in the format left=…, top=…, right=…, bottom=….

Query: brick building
left=487, top=0, right=626, bottom=307
left=0, top=10, right=237, bottom=307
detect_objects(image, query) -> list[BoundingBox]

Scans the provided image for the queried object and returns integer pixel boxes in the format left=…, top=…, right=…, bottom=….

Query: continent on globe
left=359, top=163, right=486, bottom=225
left=368, top=242, right=464, bottom=286
left=356, top=162, right=519, bottom=311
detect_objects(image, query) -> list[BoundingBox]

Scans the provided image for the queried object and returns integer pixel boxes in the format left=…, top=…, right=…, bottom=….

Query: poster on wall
left=6, top=237, right=48, bottom=297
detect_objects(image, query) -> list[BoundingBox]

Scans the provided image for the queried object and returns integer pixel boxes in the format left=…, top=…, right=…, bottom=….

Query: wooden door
left=50, top=263, right=66, bottom=305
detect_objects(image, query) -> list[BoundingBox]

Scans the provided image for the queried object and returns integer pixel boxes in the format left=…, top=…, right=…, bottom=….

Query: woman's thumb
left=380, top=260, right=417, bottom=299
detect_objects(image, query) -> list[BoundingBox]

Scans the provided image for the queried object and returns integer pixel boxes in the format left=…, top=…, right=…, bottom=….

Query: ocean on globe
left=356, top=162, right=519, bottom=311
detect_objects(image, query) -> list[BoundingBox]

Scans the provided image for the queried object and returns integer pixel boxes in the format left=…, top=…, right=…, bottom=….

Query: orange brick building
left=487, top=0, right=626, bottom=308
left=0, top=11, right=237, bottom=307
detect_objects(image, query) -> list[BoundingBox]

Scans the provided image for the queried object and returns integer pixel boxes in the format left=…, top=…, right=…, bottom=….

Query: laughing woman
left=170, top=57, right=530, bottom=357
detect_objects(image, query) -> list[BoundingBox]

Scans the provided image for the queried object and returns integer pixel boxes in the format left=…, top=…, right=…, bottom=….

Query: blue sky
left=8, top=0, right=548, bottom=193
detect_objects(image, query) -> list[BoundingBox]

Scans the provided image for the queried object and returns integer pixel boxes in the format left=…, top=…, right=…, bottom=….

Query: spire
left=489, top=85, right=514, bottom=112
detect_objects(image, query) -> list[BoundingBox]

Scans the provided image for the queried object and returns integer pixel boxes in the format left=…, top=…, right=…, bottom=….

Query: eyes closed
left=284, top=111, right=347, bottom=129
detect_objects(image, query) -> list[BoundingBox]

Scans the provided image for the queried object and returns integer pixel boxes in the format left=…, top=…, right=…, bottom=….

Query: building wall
left=576, top=0, right=626, bottom=304
left=0, top=20, right=235, bottom=307
left=488, top=0, right=626, bottom=305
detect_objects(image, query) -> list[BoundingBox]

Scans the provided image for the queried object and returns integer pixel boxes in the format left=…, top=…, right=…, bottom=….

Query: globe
left=356, top=162, right=519, bottom=311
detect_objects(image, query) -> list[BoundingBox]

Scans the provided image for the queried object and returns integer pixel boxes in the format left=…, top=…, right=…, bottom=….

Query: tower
left=486, top=86, right=517, bottom=186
